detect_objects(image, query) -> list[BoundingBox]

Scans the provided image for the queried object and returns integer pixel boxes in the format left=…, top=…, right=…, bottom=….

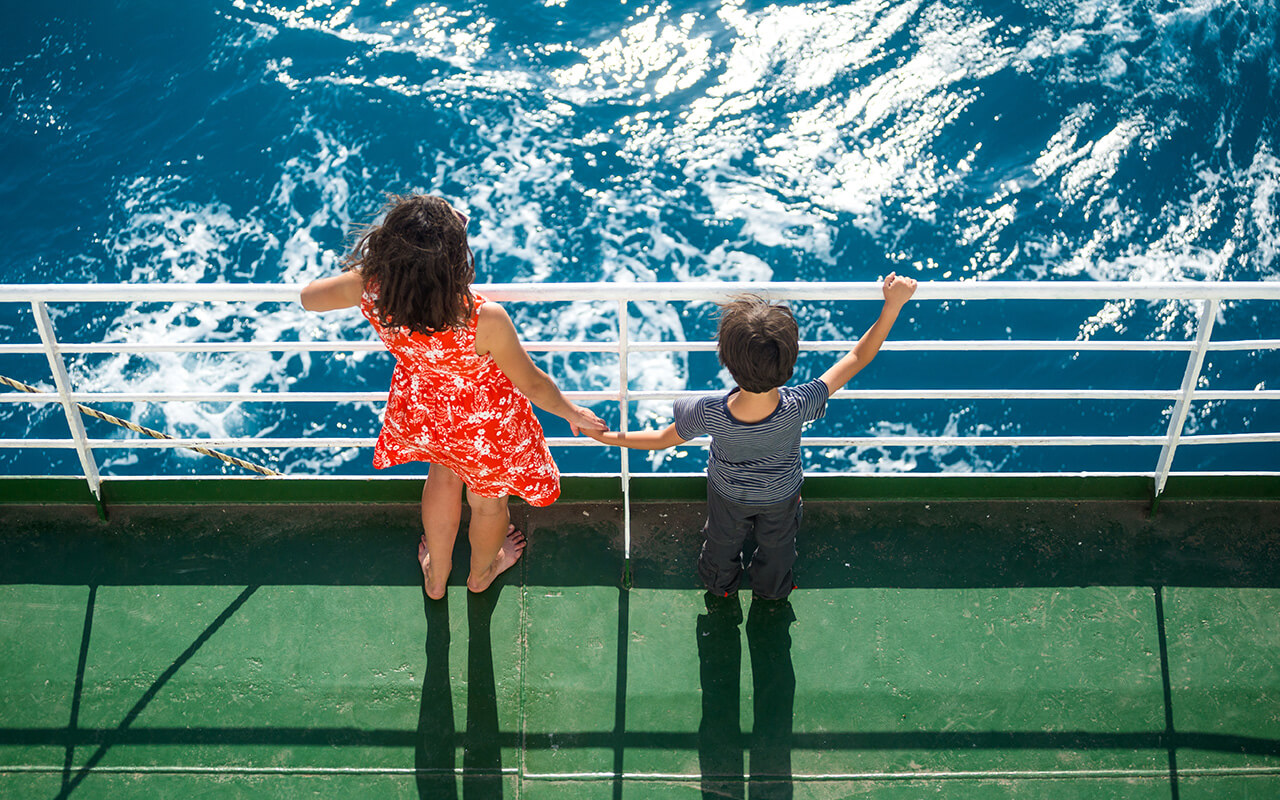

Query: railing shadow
left=51, top=585, right=259, bottom=799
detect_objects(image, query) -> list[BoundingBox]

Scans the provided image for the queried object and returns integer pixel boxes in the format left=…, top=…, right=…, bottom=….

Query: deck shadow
left=2, top=499, right=1278, bottom=589
left=627, top=499, right=1280, bottom=591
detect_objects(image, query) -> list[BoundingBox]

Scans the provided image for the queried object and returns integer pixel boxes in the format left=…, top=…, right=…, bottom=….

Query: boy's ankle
left=702, top=590, right=743, bottom=624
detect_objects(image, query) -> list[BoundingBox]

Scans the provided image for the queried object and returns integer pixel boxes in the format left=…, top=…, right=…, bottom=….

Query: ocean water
left=2, top=0, right=1277, bottom=479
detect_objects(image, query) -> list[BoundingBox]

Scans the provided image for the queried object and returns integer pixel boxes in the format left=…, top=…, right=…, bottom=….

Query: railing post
left=618, top=299, right=632, bottom=573
left=32, top=300, right=103, bottom=502
left=1153, top=298, right=1220, bottom=497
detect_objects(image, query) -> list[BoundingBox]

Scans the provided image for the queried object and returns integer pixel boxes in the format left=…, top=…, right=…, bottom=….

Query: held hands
left=579, top=426, right=615, bottom=445
left=566, top=404, right=608, bottom=436
left=883, top=272, right=918, bottom=309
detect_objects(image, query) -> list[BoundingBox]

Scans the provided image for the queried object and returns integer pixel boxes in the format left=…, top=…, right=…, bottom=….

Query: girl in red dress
left=301, top=194, right=605, bottom=598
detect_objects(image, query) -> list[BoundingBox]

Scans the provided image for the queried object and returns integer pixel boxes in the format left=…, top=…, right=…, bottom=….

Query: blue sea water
left=2, top=0, right=1277, bottom=479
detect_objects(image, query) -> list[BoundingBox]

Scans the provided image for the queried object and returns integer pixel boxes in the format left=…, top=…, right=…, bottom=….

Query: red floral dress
left=361, top=287, right=560, bottom=506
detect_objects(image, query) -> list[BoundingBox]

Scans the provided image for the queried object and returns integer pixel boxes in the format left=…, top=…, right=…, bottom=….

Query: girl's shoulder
left=472, top=294, right=507, bottom=343
left=465, top=291, right=491, bottom=330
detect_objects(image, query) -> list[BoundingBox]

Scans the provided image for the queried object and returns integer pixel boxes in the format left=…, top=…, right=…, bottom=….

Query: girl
left=301, top=194, right=605, bottom=598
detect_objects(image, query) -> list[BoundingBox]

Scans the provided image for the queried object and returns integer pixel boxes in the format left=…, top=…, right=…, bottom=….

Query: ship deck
left=2, top=480, right=1279, bottom=799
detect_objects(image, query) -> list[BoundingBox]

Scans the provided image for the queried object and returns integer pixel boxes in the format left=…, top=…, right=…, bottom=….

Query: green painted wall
left=1, top=474, right=1276, bottom=505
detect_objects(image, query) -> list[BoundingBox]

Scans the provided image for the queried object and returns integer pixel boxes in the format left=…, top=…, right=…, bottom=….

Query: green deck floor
left=2, top=497, right=1278, bottom=798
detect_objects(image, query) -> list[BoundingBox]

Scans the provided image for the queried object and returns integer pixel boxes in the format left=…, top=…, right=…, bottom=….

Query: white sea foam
left=65, top=0, right=1276, bottom=477
left=810, top=412, right=1005, bottom=474
left=987, top=0, right=1280, bottom=344
left=89, top=116, right=369, bottom=472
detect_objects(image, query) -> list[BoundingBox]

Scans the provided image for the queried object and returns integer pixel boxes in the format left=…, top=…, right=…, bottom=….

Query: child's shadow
left=416, top=587, right=505, bottom=800
left=697, top=594, right=797, bottom=800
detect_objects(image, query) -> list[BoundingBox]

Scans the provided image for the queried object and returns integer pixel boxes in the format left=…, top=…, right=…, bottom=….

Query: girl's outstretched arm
left=476, top=301, right=606, bottom=435
left=582, top=424, right=686, bottom=450
left=301, top=271, right=363, bottom=311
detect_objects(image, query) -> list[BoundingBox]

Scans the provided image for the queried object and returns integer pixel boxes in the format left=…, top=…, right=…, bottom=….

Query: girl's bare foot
left=420, top=535, right=447, bottom=600
left=467, top=525, right=527, bottom=593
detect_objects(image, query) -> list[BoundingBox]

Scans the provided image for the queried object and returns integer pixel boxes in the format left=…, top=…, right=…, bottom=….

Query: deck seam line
left=522, top=768, right=1280, bottom=781
left=517, top=557, right=529, bottom=800
left=6, top=765, right=1279, bottom=779
left=0, top=766, right=517, bottom=776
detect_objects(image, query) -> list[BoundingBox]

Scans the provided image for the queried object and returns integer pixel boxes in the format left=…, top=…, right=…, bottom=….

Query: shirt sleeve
left=792, top=379, right=829, bottom=422
left=673, top=395, right=708, bottom=440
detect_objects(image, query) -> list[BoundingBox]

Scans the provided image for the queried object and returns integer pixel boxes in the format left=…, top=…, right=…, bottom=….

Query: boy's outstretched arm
left=819, top=272, right=918, bottom=396
left=583, top=423, right=687, bottom=450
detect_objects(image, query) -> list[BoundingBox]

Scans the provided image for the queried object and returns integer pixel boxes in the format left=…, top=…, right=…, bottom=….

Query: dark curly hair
left=717, top=295, right=799, bottom=393
left=344, top=194, right=476, bottom=335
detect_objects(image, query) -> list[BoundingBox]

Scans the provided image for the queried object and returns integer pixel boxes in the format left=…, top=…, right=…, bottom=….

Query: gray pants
left=698, top=487, right=802, bottom=599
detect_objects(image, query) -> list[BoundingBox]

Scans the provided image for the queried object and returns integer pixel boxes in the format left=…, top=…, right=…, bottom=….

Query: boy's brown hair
left=344, top=194, right=476, bottom=335
left=716, top=295, right=799, bottom=393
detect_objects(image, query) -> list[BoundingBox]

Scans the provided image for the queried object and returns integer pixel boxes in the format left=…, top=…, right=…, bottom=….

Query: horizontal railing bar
left=883, top=340, right=1200, bottom=352
left=8, top=281, right=1280, bottom=303
left=7, top=339, right=1274, bottom=356
left=13, top=388, right=1280, bottom=404
left=1193, top=391, right=1280, bottom=400
left=776, top=389, right=1179, bottom=401
left=11, top=432, right=1277, bottom=451
left=16, top=470, right=1280, bottom=481
left=1, top=434, right=1186, bottom=450
left=13, top=338, right=1276, bottom=357
left=0, top=389, right=1180, bottom=403
left=7, top=338, right=1274, bottom=358
left=28, top=341, right=620, bottom=355
left=3, top=339, right=1227, bottom=356
left=0, top=390, right=620, bottom=404
left=98, top=438, right=375, bottom=448
left=632, top=340, right=1206, bottom=353
left=779, top=436, right=1167, bottom=446
left=626, top=389, right=1180, bottom=401
left=1205, top=340, right=1280, bottom=351
left=1177, top=432, right=1280, bottom=445
left=7, top=388, right=1279, bottom=405
left=62, top=342, right=384, bottom=354
left=22, top=469, right=1279, bottom=477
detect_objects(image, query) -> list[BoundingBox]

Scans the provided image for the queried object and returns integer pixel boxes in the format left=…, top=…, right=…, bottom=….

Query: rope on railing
left=0, top=374, right=281, bottom=477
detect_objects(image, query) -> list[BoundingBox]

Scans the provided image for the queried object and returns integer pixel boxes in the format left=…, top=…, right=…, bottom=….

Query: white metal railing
left=3, top=281, right=1280, bottom=549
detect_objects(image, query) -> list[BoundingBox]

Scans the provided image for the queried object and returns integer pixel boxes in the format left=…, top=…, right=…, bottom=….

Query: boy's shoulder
left=779, top=377, right=829, bottom=400
left=778, top=378, right=830, bottom=420
left=673, top=388, right=727, bottom=415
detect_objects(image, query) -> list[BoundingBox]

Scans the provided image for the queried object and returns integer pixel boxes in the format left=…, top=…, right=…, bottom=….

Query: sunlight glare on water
left=1, top=0, right=1276, bottom=477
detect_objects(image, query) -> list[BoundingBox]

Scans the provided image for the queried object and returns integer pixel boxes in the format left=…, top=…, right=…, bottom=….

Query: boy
left=585, top=273, right=918, bottom=599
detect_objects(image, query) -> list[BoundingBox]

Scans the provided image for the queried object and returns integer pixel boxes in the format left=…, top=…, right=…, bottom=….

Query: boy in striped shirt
left=585, top=273, right=917, bottom=599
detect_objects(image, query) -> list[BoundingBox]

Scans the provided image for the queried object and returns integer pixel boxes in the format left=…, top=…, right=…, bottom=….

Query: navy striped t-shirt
left=673, top=379, right=829, bottom=505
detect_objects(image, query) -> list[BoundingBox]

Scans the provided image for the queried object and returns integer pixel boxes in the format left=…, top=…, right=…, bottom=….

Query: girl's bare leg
left=420, top=464, right=465, bottom=600
left=464, top=490, right=525, bottom=593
